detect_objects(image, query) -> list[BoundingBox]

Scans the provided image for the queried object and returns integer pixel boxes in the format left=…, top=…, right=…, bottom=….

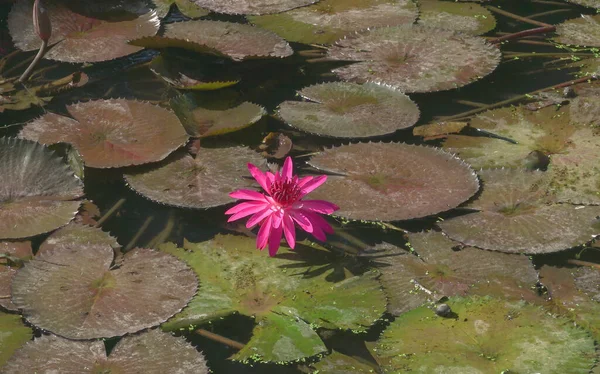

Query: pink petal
left=256, top=215, right=273, bottom=250
left=225, top=200, right=266, bottom=215
left=294, top=200, right=339, bottom=214
left=268, top=224, right=283, bottom=256
left=282, top=214, right=296, bottom=249
left=272, top=209, right=284, bottom=229
left=299, top=175, right=327, bottom=195
left=281, top=156, right=293, bottom=180
left=290, top=210, right=313, bottom=233
left=304, top=211, right=335, bottom=235
left=310, top=221, right=327, bottom=241
left=297, top=176, right=314, bottom=188
left=248, top=163, right=270, bottom=192
left=266, top=171, right=276, bottom=187
left=246, top=207, right=274, bottom=228
left=226, top=201, right=269, bottom=222
left=230, top=189, right=267, bottom=202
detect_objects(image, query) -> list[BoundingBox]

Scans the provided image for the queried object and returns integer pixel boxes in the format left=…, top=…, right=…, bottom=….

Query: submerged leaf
left=373, top=296, right=596, bottom=373
left=189, top=0, right=319, bottom=15
left=0, top=138, right=83, bottom=239
left=417, top=0, right=496, bottom=35
left=307, top=142, right=479, bottom=221
left=149, top=55, right=240, bottom=91
left=152, top=0, right=209, bottom=18
left=327, top=24, right=501, bottom=93
left=0, top=312, right=32, bottom=368
left=19, top=99, right=189, bottom=169
left=278, top=82, right=419, bottom=138
left=2, top=329, right=209, bottom=373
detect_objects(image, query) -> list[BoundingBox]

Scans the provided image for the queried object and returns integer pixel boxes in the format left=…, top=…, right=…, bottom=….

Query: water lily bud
left=33, top=0, right=51, bottom=42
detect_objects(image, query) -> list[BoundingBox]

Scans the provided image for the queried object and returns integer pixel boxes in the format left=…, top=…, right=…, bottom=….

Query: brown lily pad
left=19, top=99, right=189, bottom=169
left=8, top=0, right=160, bottom=63
left=307, top=142, right=480, bottom=221
left=36, top=222, right=119, bottom=255
left=2, top=329, right=209, bottom=373
left=439, top=169, right=600, bottom=254
left=554, top=15, right=600, bottom=47
left=190, top=0, right=319, bottom=15
left=277, top=82, right=420, bottom=138
left=124, top=147, right=266, bottom=209
left=327, top=24, right=501, bottom=93
left=152, top=0, right=210, bottom=18
left=0, top=138, right=84, bottom=239
left=0, top=240, right=33, bottom=311
left=11, top=230, right=197, bottom=339
left=417, top=0, right=496, bottom=35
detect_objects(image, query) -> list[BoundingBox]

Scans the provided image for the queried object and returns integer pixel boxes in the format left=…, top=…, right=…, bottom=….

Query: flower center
left=270, top=179, right=302, bottom=207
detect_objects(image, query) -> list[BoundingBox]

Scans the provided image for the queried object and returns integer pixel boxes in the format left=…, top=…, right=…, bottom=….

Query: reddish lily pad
left=190, top=0, right=319, bottom=15
left=8, top=0, right=160, bottom=63
left=327, top=24, right=501, bottom=93
left=124, top=147, right=265, bottom=209
left=11, top=230, right=197, bottom=339
left=1, top=329, right=208, bottom=373
left=0, top=138, right=83, bottom=239
left=439, top=169, right=600, bottom=254
left=417, top=0, right=496, bottom=35
left=130, top=20, right=293, bottom=61
left=153, top=0, right=209, bottom=18
left=376, top=231, right=537, bottom=316
left=277, top=82, right=419, bottom=138
left=554, top=15, right=600, bottom=47
left=36, top=222, right=119, bottom=255
left=19, top=99, right=189, bottom=169
left=0, top=240, right=33, bottom=311
left=307, top=142, right=480, bottom=221
left=0, top=312, right=32, bottom=369
left=248, top=0, right=418, bottom=45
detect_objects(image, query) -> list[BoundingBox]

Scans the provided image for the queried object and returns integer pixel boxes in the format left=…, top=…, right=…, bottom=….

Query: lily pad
left=36, top=222, right=120, bottom=255
left=8, top=0, right=160, bottom=63
left=311, top=350, right=376, bottom=373
left=11, top=228, right=197, bottom=339
left=152, top=0, right=209, bottom=18
left=0, top=241, right=33, bottom=311
left=327, top=24, right=501, bottom=93
left=566, top=0, right=600, bottom=8
left=439, top=169, right=600, bottom=254
left=306, top=142, right=480, bottom=221
left=124, top=147, right=265, bottom=209
left=159, top=234, right=386, bottom=363
left=189, top=0, right=319, bottom=15
left=417, top=0, right=496, bottom=35
left=277, top=82, right=419, bottom=138
left=0, top=312, right=32, bottom=369
left=372, top=296, right=596, bottom=373
left=248, top=0, right=418, bottom=45
left=376, top=231, right=537, bottom=316
left=0, top=138, right=84, bottom=239
left=149, top=55, right=239, bottom=91
left=130, top=20, right=293, bottom=61
left=19, top=99, right=189, bottom=169
left=554, top=15, right=600, bottom=48
left=1, top=329, right=209, bottom=373
left=170, top=94, right=265, bottom=137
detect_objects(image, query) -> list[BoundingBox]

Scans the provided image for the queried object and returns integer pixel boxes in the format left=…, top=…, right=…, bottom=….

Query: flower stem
left=18, top=39, right=48, bottom=83
left=194, top=328, right=245, bottom=350
left=490, top=26, right=556, bottom=45
left=486, top=6, right=552, bottom=28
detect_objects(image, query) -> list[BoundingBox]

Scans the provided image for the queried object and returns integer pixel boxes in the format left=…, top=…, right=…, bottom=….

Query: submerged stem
left=18, top=39, right=48, bottom=83
left=195, top=329, right=245, bottom=350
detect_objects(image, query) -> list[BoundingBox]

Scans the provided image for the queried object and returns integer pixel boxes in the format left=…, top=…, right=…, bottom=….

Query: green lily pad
left=306, top=142, right=480, bottom=221
left=11, top=226, right=197, bottom=339
left=417, top=0, right=496, bottom=35
left=439, top=169, right=600, bottom=254
left=130, top=20, right=293, bottom=61
left=124, top=147, right=265, bottom=209
left=0, top=312, right=32, bottom=368
left=19, top=99, right=189, bottom=169
left=248, top=0, right=418, bottom=45
left=277, top=82, right=419, bottom=138
left=554, top=15, right=600, bottom=47
left=327, top=24, right=501, bottom=93
left=171, top=94, right=265, bottom=137
left=189, top=0, right=319, bottom=15
left=1, top=329, right=208, bottom=373
left=376, top=231, right=537, bottom=316
left=159, top=234, right=386, bottom=363
left=372, top=296, right=596, bottom=373
left=149, top=55, right=240, bottom=91
left=311, top=350, right=376, bottom=373
left=0, top=138, right=84, bottom=239
left=152, top=0, right=210, bottom=18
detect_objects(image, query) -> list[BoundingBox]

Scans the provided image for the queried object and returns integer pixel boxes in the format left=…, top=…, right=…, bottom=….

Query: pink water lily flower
left=226, top=156, right=339, bottom=256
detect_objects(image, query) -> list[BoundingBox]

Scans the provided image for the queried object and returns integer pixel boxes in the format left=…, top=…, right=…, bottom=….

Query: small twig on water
left=490, top=26, right=556, bottom=45
left=195, top=329, right=245, bottom=350
left=567, top=259, right=600, bottom=270
left=486, top=6, right=553, bottom=28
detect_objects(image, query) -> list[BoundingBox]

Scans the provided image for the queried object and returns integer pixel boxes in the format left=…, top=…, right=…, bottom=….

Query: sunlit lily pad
left=376, top=231, right=537, bottom=316
left=149, top=55, right=239, bottom=91
left=311, top=350, right=375, bottom=373
left=189, top=0, right=319, bottom=15
left=170, top=94, right=265, bottom=137
left=11, top=228, right=197, bottom=339
left=0, top=138, right=83, bottom=239
left=248, top=0, right=418, bottom=45
left=277, top=82, right=419, bottom=138
left=130, top=20, right=293, bottom=61
left=0, top=312, right=32, bottom=369
left=554, top=15, right=600, bottom=47
left=19, top=99, right=189, bottom=169
left=439, top=169, right=600, bottom=254
left=1, top=329, right=208, bottom=373
left=160, top=234, right=386, bottom=363
left=417, top=0, right=496, bottom=35
left=372, top=296, right=596, bottom=373
left=153, top=0, right=209, bottom=18
left=327, top=24, right=501, bottom=93
left=36, top=223, right=119, bottom=255
left=307, top=142, right=479, bottom=221
left=8, top=0, right=160, bottom=63
left=124, top=147, right=264, bottom=209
